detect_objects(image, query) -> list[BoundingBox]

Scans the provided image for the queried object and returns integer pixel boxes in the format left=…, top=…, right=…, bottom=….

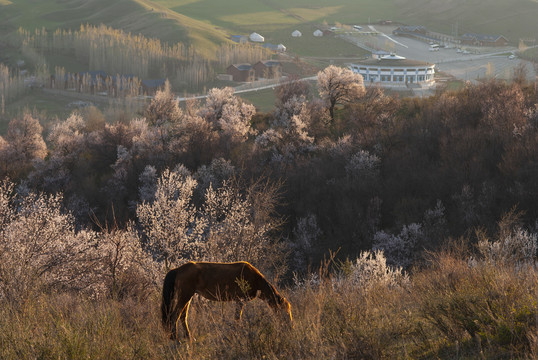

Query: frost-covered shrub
left=0, top=182, right=100, bottom=301
left=345, top=150, right=380, bottom=180
left=138, top=165, right=158, bottom=203
left=200, top=87, right=255, bottom=144
left=256, top=98, right=315, bottom=166
left=195, top=157, right=235, bottom=192
left=202, top=180, right=284, bottom=270
left=96, top=224, right=159, bottom=298
left=136, top=168, right=206, bottom=271
left=136, top=166, right=284, bottom=272
left=422, top=200, right=448, bottom=246
left=373, top=223, right=424, bottom=269
left=326, top=135, right=354, bottom=158
left=336, top=250, right=409, bottom=290
left=477, top=227, right=537, bottom=267
left=291, top=213, right=321, bottom=272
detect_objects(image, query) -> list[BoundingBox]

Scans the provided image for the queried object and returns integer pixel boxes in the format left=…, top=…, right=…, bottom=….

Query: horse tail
left=161, top=268, right=177, bottom=330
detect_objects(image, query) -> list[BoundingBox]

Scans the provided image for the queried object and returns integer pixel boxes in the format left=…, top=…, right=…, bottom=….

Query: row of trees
left=1, top=65, right=537, bottom=272
left=17, top=25, right=274, bottom=91
left=0, top=63, right=26, bottom=109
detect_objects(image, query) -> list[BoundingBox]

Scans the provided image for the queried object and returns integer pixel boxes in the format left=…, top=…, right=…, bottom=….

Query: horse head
left=265, top=291, right=293, bottom=325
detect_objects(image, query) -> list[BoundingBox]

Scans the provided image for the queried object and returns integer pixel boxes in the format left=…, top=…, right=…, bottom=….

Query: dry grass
left=1, top=251, right=537, bottom=359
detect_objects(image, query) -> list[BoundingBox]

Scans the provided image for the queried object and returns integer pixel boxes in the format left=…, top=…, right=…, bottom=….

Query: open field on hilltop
left=2, top=0, right=537, bottom=59
left=154, top=0, right=538, bottom=45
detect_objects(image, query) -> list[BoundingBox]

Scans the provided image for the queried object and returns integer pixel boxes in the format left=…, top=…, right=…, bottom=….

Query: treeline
left=16, top=25, right=273, bottom=90
left=1, top=72, right=537, bottom=269
left=0, top=63, right=26, bottom=108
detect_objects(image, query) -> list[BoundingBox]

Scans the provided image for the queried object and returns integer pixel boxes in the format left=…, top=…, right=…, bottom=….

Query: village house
left=460, top=33, right=508, bottom=46
left=141, top=78, right=166, bottom=94
left=226, top=63, right=255, bottom=82
left=262, top=43, right=286, bottom=52
left=230, top=35, right=248, bottom=44
left=253, top=60, right=282, bottom=80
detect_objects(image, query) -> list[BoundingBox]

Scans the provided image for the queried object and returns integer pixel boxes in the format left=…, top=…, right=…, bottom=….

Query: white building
left=349, top=54, right=435, bottom=87
left=313, top=29, right=323, bottom=37
left=249, top=32, right=265, bottom=42
left=291, top=30, right=302, bottom=37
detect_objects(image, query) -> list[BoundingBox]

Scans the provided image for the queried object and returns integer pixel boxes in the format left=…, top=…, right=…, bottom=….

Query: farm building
left=253, top=60, right=282, bottom=79
left=249, top=32, right=265, bottom=42
left=393, top=25, right=427, bottom=36
left=291, top=30, right=302, bottom=37
left=313, top=29, right=323, bottom=37
left=460, top=33, right=508, bottom=46
left=227, top=63, right=255, bottom=82
left=349, top=54, right=435, bottom=87
left=231, top=35, right=248, bottom=44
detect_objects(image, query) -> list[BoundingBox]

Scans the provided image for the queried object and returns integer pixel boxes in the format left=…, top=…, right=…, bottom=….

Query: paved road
left=176, top=76, right=318, bottom=103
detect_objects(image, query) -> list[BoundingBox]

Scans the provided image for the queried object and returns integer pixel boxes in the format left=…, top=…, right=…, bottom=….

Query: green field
left=2, top=0, right=537, bottom=56
left=152, top=0, right=538, bottom=45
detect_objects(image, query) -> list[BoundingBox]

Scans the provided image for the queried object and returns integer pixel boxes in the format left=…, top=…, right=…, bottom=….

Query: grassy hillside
left=155, top=0, right=537, bottom=44
left=3, top=0, right=537, bottom=54
left=0, top=0, right=230, bottom=58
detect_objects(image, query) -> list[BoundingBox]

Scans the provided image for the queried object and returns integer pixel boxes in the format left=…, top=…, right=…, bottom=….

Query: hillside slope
left=155, top=0, right=537, bottom=43
left=0, top=0, right=230, bottom=58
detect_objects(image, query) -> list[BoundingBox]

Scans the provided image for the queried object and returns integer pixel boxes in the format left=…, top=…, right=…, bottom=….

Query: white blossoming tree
left=317, top=65, right=365, bottom=122
left=136, top=168, right=207, bottom=271
left=0, top=180, right=100, bottom=301
left=200, top=87, right=256, bottom=145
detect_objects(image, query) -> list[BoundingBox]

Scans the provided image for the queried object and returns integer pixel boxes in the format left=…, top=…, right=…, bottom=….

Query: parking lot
left=342, top=25, right=536, bottom=84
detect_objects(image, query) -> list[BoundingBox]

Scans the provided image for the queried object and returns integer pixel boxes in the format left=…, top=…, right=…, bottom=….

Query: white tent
left=249, top=32, right=265, bottom=42
left=291, top=30, right=302, bottom=37
left=313, top=29, right=323, bottom=37
left=277, top=44, right=287, bottom=52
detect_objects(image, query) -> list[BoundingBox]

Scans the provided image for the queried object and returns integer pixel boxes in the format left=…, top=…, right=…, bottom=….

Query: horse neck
left=258, top=276, right=280, bottom=305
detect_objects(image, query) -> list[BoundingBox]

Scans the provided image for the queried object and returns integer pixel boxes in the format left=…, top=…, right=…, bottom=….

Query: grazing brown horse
left=161, top=261, right=292, bottom=340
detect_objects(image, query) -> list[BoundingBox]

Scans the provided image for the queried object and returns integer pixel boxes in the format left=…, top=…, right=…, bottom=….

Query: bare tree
left=317, top=65, right=365, bottom=122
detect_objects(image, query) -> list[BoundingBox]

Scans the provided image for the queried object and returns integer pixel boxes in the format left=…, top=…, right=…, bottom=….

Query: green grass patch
left=238, top=88, right=277, bottom=114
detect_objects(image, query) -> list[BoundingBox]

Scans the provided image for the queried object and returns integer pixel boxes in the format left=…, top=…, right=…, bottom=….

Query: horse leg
left=177, top=295, right=193, bottom=340
left=235, top=301, right=245, bottom=321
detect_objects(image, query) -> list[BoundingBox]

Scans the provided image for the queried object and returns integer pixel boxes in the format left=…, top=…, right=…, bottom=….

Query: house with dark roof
left=253, top=60, right=282, bottom=80
left=226, top=64, right=255, bottom=82
left=460, top=33, right=508, bottom=46
left=262, top=43, right=286, bottom=52
left=231, top=35, right=248, bottom=44
left=141, top=78, right=167, bottom=93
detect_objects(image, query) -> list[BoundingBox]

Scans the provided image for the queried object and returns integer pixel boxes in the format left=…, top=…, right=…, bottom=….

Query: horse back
left=188, top=261, right=264, bottom=301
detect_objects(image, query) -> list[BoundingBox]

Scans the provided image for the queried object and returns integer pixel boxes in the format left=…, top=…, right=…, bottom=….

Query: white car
left=508, top=54, right=516, bottom=60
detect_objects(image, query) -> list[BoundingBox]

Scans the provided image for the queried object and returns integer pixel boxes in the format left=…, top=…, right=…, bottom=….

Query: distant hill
left=0, top=0, right=231, bottom=58
left=151, top=0, right=537, bottom=44
left=2, top=0, right=536, bottom=58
